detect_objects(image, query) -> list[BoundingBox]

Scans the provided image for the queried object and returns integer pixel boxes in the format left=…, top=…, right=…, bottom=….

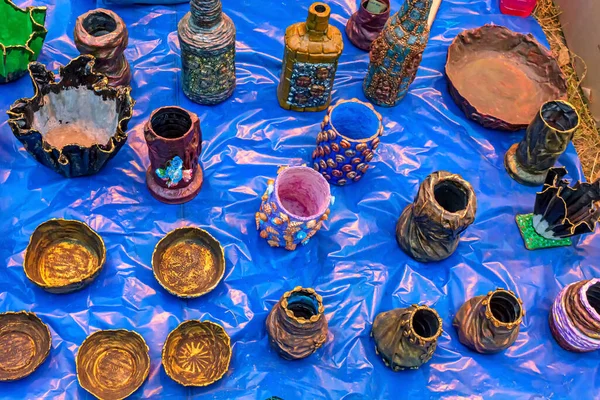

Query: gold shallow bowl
left=24, top=219, right=106, bottom=293
left=152, top=227, right=225, bottom=298
left=0, top=311, right=51, bottom=381
left=76, top=330, right=150, bottom=400
left=162, top=320, right=231, bottom=387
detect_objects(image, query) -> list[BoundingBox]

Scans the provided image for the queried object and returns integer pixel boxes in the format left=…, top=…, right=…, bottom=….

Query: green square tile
left=515, top=213, right=572, bottom=250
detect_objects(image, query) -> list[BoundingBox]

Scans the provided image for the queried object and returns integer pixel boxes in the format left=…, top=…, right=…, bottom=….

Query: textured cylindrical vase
left=178, top=0, right=236, bottom=105
left=505, top=100, right=580, bottom=186
left=363, top=0, right=432, bottom=107
left=396, top=171, right=477, bottom=262
left=550, top=279, right=600, bottom=352
left=371, top=305, right=442, bottom=370
left=453, top=289, right=524, bottom=354
left=256, top=166, right=331, bottom=251
left=144, top=106, right=203, bottom=204
left=266, top=287, right=328, bottom=360
left=345, top=0, right=390, bottom=51
left=74, top=9, right=131, bottom=86
left=312, top=98, right=383, bottom=186
left=277, top=2, right=343, bottom=112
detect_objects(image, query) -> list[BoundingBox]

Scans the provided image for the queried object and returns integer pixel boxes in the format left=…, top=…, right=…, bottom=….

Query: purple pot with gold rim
left=144, top=106, right=203, bottom=204
left=312, top=98, right=383, bottom=186
left=345, top=0, right=391, bottom=51
left=256, top=166, right=332, bottom=251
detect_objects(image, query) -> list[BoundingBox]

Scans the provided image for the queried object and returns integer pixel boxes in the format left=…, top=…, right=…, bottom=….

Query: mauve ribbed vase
left=345, top=0, right=390, bottom=51
left=144, top=106, right=203, bottom=204
left=74, top=9, right=131, bottom=87
left=550, top=279, right=600, bottom=352
left=453, top=289, right=524, bottom=354
left=256, top=166, right=332, bottom=251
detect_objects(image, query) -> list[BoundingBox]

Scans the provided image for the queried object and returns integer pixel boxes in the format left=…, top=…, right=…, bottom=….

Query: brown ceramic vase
left=266, top=287, right=328, bottom=360
left=453, top=289, right=524, bottom=354
left=371, top=305, right=443, bottom=370
left=74, top=9, right=131, bottom=87
left=144, top=106, right=203, bottom=204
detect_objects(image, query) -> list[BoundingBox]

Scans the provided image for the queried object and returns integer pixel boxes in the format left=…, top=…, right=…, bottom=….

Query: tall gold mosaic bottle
left=277, top=2, right=343, bottom=112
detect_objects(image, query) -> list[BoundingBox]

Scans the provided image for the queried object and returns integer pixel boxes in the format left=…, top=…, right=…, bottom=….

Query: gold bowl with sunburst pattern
left=162, top=320, right=231, bottom=386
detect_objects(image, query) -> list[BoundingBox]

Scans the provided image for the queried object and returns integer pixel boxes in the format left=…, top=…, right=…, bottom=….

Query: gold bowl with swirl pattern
left=76, top=330, right=150, bottom=400
left=162, top=320, right=231, bottom=387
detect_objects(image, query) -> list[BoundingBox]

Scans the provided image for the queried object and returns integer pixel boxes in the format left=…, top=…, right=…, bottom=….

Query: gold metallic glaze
left=152, top=227, right=225, bottom=299
left=162, top=320, right=231, bottom=387
left=76, top=329, right=150, bottom=400
left=0, top=311, right=51, bottom=381
left=24, top=219, right=106, bottom=293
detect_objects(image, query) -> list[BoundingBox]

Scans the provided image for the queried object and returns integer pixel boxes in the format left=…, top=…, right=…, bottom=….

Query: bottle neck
left=190, top=0, right=223, bottom=28
left=395, top=0, right=432, bottom=26
left=305, top=2, right=331, bottom=38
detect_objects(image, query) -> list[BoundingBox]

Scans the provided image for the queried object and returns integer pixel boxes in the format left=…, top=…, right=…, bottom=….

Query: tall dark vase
left=144, top=106, right=203, bottom=204
left=505, top=100, right=580, bottom=186
left=371, top=305, right=442, bottom=370
left=396, top=171, right=477, bottom=262
left=178, top=0, right=236, bottom=105
left=363, top=0, right=432, bottom=107
left=453, top=289, right=524, bottom=354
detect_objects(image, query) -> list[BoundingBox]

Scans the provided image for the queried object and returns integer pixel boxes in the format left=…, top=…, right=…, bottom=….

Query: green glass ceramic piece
left=515, top=213, right=572, bottom=250
left=0, top=0, right=47, bottom=83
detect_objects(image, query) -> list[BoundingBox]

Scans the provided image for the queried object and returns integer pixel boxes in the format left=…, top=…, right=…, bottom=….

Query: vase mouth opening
left=489, top=291, right=522, bottom=324
left=361, top=0, right=389, bottom=14
left=540, top=100, right=580, bottom=133
left=411, top=308, right=440, bottom=340
left=151, top=107, right=193, bottom=140
left=285, top=290, right=321, bottom=321
left=83, top=11, right=118, bottom=37
left=586, top=281, right=600, bottom=315
left=275, top=167, right=331, bottom=220
left=314, top=4, right=327, bottom=13
left=433, top=180, right=469, bottom=213
left=329, top=100, right=381, bottom=142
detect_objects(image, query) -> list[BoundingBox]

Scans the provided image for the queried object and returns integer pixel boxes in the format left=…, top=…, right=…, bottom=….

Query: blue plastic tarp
left=0, top=0, right=598, bottom=398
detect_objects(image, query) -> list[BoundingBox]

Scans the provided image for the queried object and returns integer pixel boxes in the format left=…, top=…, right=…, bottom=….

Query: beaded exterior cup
left=256, top=166, right=332, bottom=251
left=363, top=0, right=432, bottom=107
left=312, top=98, right=383, bottom=186
left=505, top=101, right=580, bottom=186
left=371, top=305, right=442, bottom=370
left=453, top=289, right=524, bottom=354
left=266, top=287, right=328, bottom=360
left=178, top=0, right=236, bottom=105
left=345, top=0, right=391, bottom=51
left=550, top=279, right=600, bottom=352
left=6, top=55, right=134, bottom=178
left=144, top=106, right=203, bottom=204
left=396, top=171, right=477, bottom=262
left=0, top=0, right=47, bottom=83
left=277, top=2, right=343, bottom=112
left=74, top=9, right=131, bottom=87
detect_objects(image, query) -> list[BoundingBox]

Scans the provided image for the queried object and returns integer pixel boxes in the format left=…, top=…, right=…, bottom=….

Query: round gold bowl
left=152, top=227, right=225, bottom=298
left=76, top=330, right=150, bottom=400
left=0, top=311, right=51, bottom=381
left=162, top=320, right=231, bottom=387
left=24, top=219, right=106, bottom=294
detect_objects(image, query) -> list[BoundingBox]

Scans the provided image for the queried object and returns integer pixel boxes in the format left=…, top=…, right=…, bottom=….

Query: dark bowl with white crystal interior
left=6, top=55, right=135, bottom=178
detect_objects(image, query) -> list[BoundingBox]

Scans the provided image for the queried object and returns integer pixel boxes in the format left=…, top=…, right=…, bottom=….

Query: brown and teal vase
left=178, top=0, right=236, bottom=105
left=256, top=166, right=332, bottom=251
left=0, top=0, right=47, bottom=83
left=144, top=106, right=203, bottom=204
left=312, top=98, right=383, bottom=186
left=363, top=0, right=432, bottom=107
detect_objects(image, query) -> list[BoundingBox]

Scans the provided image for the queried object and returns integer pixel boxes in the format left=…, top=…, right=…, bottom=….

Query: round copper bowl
left=152, top=228, right=225, bottom=298
left=76, top=330, right=150, bottom=400
left=0, top=311, right=51, bottom=381
left=24, top=219, right=106, bottom=294
left=446, top=24, right=567, bottom=131
left=162, top=320, right=231, bottom=387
